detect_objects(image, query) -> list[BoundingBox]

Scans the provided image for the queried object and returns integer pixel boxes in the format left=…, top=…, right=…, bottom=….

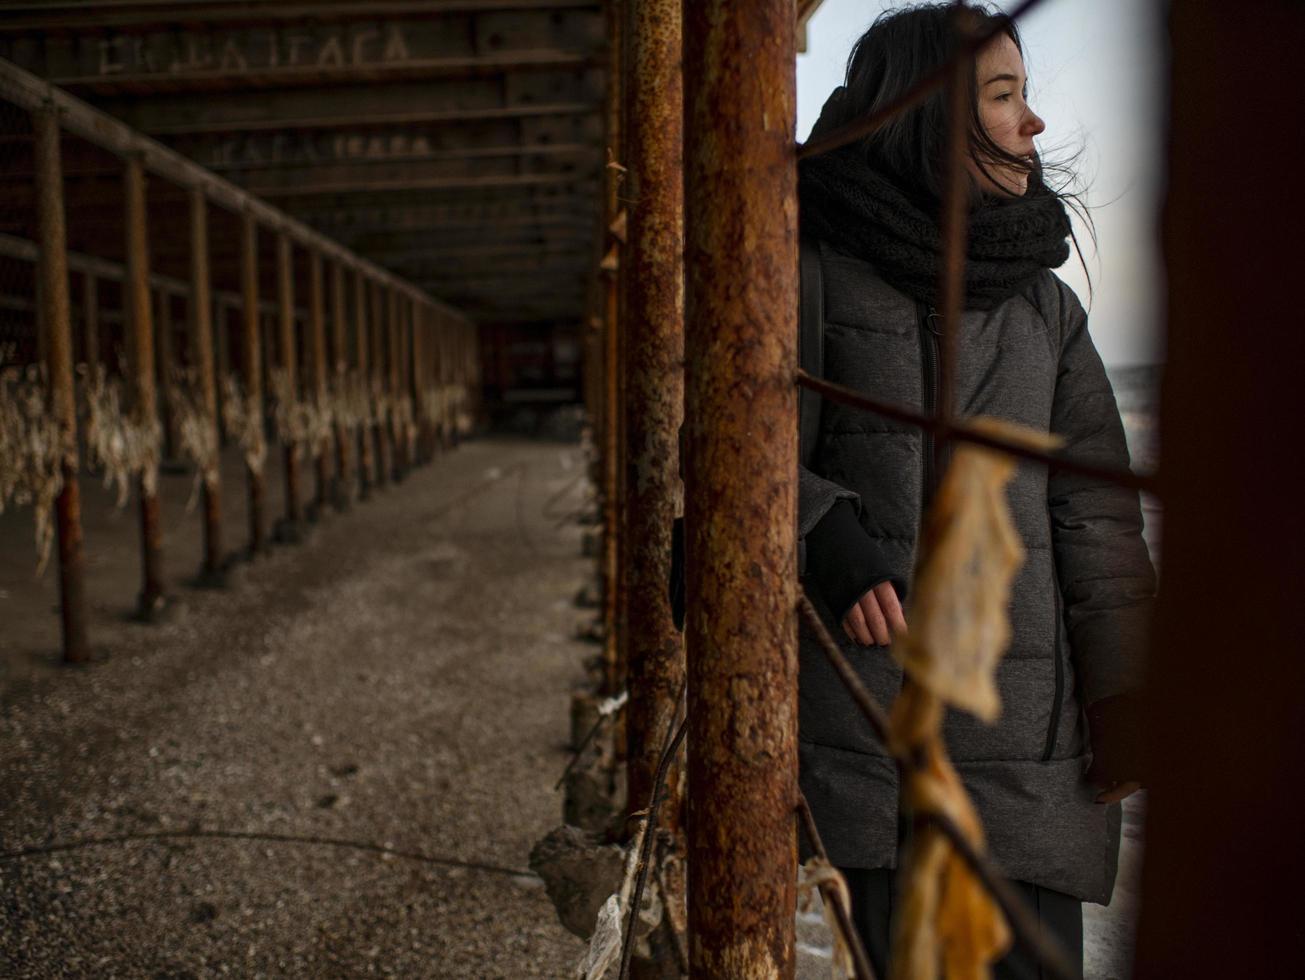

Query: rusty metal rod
left=370, top=278, right=390, bottom=488
left=796, top=370, right=1157, bottom=495
left=795, top=792, right=878, bottom=980
left=34, top=106, right=90, bottom=664
left=239, top=211, right=266, bottom=554
left=797, top=0, right=1051, bottom=161
left=795, top=594, right=1077, bottom=980
left=330, top=260, right=351, bottom=504
left=189, top=187, right=223, bottom=578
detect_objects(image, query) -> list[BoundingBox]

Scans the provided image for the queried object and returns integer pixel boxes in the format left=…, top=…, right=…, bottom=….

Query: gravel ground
left=1, top=438, right=591, bottom=978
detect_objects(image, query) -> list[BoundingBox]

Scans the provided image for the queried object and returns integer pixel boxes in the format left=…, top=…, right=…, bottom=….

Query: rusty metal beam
left=33, top=106, right=90, bottom=664
left=682, top=0, right=799, bottom=975
left=247, top=170, right=591, bottom=199
left=124, top=155, right=166, bottom=617
left=239, top=211, right=266, bottom=554
left=189, top=186, right=224, bottom=580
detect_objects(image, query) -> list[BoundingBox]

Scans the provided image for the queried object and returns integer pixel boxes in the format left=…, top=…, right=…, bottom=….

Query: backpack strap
left=799, top=237, right=825, bottom=469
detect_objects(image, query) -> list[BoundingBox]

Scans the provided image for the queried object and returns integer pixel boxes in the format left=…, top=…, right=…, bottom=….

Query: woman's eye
left=996, top=93, right=1012, bottom=102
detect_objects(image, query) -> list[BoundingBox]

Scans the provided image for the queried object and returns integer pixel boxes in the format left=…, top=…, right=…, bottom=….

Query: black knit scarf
left=798, top=143, right=1072, bottom=310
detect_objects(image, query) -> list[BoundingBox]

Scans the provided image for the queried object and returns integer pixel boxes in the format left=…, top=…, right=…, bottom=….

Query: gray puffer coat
left=798, top=240, right=1155, bottom=905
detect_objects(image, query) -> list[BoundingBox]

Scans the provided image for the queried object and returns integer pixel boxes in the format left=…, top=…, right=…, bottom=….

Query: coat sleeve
left=1047, top=280, right=1157, bottom=708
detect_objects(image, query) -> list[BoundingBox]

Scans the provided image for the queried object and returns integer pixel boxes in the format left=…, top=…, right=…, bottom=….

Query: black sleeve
left=801, top=499, right=905, bottom=622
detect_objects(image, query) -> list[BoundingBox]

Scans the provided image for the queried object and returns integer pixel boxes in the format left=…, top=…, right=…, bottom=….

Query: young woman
left=796, top=4, right=1155, bottom=976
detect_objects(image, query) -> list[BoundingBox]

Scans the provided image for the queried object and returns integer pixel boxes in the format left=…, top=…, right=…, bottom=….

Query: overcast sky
left=796, top=0, right=1165, bottom=367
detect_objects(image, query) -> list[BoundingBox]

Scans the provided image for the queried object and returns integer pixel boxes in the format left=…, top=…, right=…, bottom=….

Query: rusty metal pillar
left=239, top=212, right=266, bottom=554
left=387, top=286, right=405, bottom=479
left=308, top=250, right=329, bottom=515
left=276, top=231, right=302, bottom=532
left=82, top=270, right=99, bottom=377
left=34, top=107, right=90, bottom=664
left=330, top=260, right=351, bottom=505
left=625, top=0, right=685, bottom=831
left=600, top=0, right=626, bottom=698
left=369, top=278, right=390, bottom=488
left=410, top=301, right=424, bottom=465
left=1134, top=2, right=1305, bottom=976
left=354, top=269, right=374, bottom=499
left=154, top=288, right=177, bottom=462
left=124, top=156, right=166, bottom=617
left=189, top=187, right=223, bottom=581
left=682, top=0, right=799, bottom=976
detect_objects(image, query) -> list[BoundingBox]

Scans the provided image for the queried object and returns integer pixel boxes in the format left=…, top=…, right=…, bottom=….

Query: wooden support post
left=330, top=260, right=351, bottom=506
left=276, top=230, right=302, bottom=533
left=189, top=187, right=223, bottom=581
left=34, top=106, right=90, bottom=663
left=308, top=250, right=329, bottom=515
left=239, top=212, right=266, bottom=554
left=82, top=270, right=99, bottom=377
left=682, top=0, right=799, bottom=975
left=124, top=155, right=166, bottom=617
left=387, top=286, right=405, bottom=479
left=215, top=297, right=230, bottom=444
left=354, top=269, right=374, bottom=499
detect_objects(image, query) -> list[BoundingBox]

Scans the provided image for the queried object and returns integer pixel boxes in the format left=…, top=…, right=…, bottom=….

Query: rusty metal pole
left=276, top=230, right=302, bottom=533
left=308, top=250, right=329, bottom=515
left=625, top=0, right=685, bottom=828
left=682, top=0, right=799, bottom=975
left=387, top=286, right=405, bottom=480
left=154, top=288, right=177, bottom=462
left=82, top=270, right=99, bottom=377
left=124, top=155, right=166, bottom=617
left=600, top=0, right=626, bottom=698
left=410, top=300, right=424, bottom=465
left=239, top=212, right=266, bottom=554
left=330, top=260, right=351, bottom=506
left=354, top=269, right=374, bottom=499
left=370, top=279, right=390, bottom=487
left=34, top=106, right=90, bottom=664
left=623, top=3, right=686, bottom=972
left=189, top=187, right=223, bottom=581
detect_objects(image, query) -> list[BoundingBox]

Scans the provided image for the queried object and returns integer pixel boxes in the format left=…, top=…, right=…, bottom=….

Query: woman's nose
left=1023, top=107, right=1046, bottom=137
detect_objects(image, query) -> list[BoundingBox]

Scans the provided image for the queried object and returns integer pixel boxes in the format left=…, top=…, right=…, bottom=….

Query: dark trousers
left=840, top=868, right=1084, bottom=980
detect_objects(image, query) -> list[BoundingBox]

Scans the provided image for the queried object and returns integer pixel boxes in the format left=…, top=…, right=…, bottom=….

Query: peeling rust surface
left=623, top=0, right=685, bottom=834
left=681, top=1, right=799, bottom=976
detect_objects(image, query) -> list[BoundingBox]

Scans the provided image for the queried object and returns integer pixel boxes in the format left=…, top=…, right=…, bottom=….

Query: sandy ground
left=1, top=438, right=592, bottom=978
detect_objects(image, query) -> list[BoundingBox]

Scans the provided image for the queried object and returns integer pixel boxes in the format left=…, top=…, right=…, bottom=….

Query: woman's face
left=970, top=33, right=1046, bottom=197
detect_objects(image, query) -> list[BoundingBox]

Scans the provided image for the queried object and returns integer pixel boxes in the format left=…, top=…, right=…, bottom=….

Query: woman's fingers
left=875, top=581, right=908, bottom=636
left=858, top=591, right=891, bottom=646
left=845, top=602, right=873, bottom=646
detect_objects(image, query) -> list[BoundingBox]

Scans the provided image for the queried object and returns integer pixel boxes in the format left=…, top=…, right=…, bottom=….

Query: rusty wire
left=795, top=791, right=878, bottom=980
left=798, top=593, right=1076, bottom=980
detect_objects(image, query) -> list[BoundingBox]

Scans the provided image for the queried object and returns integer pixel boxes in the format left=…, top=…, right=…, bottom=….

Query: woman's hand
left=841, top=581, right=908, bottom=647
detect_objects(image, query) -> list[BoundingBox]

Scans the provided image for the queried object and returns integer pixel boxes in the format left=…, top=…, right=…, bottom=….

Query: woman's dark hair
left=833, top=2, right=1093, bottom=261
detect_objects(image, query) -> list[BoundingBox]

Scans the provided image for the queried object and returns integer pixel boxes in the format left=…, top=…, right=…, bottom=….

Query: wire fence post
left=189, top=186, right=223, bottom=580
left=124, top=155, right=166, bottom=617
left=682, top=0, right=800, bottom=974
left=33, top=105, right=90, bottom=663
left=239, top=211, right=266, bottom=554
